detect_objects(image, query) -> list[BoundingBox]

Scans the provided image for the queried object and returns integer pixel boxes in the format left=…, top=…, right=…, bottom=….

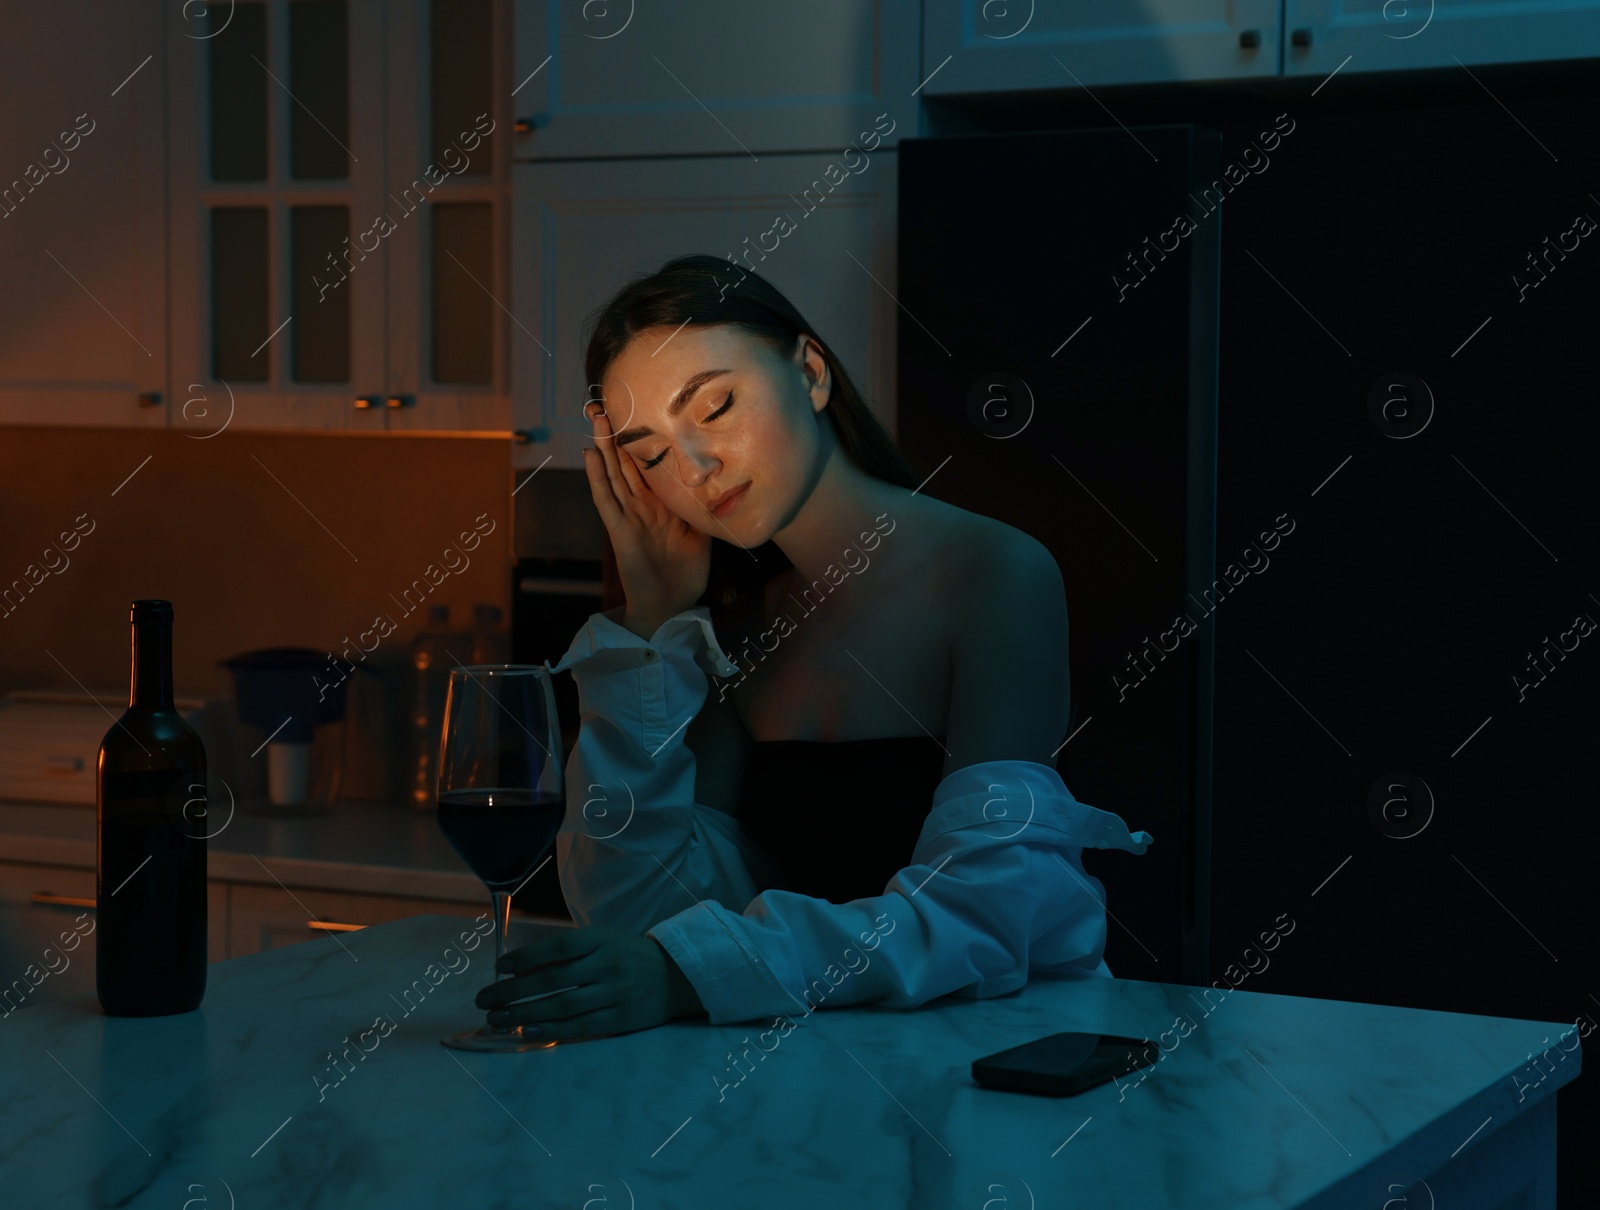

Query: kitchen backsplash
left=0, top=426, right=513, bottom=799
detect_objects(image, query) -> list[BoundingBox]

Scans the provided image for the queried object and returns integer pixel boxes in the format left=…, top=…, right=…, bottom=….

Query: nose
left=675, top=431, right=722, bottom=487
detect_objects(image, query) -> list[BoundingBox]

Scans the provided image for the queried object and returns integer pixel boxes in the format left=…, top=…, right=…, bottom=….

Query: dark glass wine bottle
left=96, top=599, right=207, bottom=1016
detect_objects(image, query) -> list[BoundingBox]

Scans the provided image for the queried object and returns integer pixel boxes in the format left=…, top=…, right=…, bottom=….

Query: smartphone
left=972, top=1032, right=1159, bottom=1097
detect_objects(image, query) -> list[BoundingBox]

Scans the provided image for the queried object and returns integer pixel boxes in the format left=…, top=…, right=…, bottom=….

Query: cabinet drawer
left=0, top=862, right=229, bottom=963
left=229, top=884, right=409, bottom=959
left=0, top=861, right=96, bottom=907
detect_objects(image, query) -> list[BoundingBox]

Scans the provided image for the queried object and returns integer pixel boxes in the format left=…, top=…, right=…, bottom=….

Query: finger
left=478, top=949, right=607, bottom=1010
left=610, top=427, right=650, bottom=498
left=495, top=927, right=601, bottom=978
left=592, top=406, right=652, bottom=496
left=580, top=444, right=626, bottom=530
left=589, top=378, right=638, bottom=444
left=495, top=980, right=618, bottom=1029
left=587, top=406, right=635, bottom=503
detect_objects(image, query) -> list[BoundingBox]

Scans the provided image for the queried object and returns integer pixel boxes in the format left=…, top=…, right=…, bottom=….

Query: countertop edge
left=0, top=831, right=488, bottom=902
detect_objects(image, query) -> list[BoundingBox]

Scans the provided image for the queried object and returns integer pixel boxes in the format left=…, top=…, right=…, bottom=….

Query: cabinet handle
left=514, top=117, right=536, bottom=134
left=384, top=395, right=413, bottom=409
left=353, top=396, right=382, bottom=409
left=137, top=392, right=162, bottom=408
left=1238, top=29, right=1260, bottom=49
left=1290, top=28, right=1313, bottom=47
left=308, top=920, right=367, bottom=933
left=31, top=892, right=96, bottom=909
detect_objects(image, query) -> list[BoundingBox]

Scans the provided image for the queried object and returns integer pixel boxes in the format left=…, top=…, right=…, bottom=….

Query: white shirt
left=545, top=604, right=1154, bottom=1026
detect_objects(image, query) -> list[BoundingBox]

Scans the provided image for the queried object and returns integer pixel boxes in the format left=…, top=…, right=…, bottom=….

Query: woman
left=475, top=254, right=1152, bottom=1040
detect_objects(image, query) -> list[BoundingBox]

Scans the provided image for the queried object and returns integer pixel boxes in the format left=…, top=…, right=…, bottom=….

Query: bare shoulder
left=911, top=496, right=1063, bottom=617
left=921, top=499, right=1070, bottom=768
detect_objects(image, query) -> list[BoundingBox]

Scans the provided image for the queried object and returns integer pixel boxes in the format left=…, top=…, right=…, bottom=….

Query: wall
left=0, top=427, right=513, bottom=798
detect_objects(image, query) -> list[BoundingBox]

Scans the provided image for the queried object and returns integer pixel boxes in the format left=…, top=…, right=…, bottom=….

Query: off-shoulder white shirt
left=544, top=604, right=1153, bottom=1026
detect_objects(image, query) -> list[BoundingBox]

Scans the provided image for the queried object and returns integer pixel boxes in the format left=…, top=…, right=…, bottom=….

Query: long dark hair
left=583, top=253, right=921, bottom=635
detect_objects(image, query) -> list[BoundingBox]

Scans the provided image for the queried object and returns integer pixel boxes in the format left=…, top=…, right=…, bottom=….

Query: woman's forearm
left=552, top=608, right=769, bottom=932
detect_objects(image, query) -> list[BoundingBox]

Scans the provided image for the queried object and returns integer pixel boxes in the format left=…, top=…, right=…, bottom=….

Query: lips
left=709, top=481, right=751, bottom=518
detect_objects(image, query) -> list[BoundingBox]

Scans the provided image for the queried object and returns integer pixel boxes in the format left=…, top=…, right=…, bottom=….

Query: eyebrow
left=611, top=368, right=732, bottom=447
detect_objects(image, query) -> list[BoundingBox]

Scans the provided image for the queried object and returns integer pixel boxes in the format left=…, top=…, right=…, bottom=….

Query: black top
left=737, top=736, right=949, bottom=904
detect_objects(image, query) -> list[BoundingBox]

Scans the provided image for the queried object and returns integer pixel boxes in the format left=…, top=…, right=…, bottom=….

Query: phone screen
left=971, top=1032, right=1158, bottom=1097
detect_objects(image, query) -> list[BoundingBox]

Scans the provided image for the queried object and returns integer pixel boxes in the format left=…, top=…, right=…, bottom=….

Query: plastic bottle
left=408, top=605, right=456, bottom=809
left=469, top=603, right=510, bottom=667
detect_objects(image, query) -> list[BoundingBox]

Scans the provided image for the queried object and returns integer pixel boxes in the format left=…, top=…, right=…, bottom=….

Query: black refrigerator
left=900, top=93, right=1600, bottom=1200
left=898, top=125, right=1225, bottom=986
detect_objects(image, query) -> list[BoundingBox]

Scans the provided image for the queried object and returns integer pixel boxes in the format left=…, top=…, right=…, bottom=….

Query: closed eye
left=640, top=391, right=734, bottom=470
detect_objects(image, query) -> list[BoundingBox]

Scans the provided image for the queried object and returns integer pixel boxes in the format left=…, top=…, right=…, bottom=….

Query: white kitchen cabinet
left=510, top=148, right=900, bottom=470
left=382, top=0, right=515, bottom=434
left=1283, top=0, right=1600, bottom=77
left=919, top=0, right=1284, bottom=95
left=511, top=0, right=918, bottom=160
left=227, top=881, right=410, bottom=956
left=0, top=856, right=552, bottom=971
left=165, top=0, right=514, bottom=436
left=227, top=887, right=561, bottom=959
left=0, top=1, right=167, bottom=428
left=165, top=0, right=387, bottom=434
left=921, top=0, right=1600, bottom=94
left=0, top=861, right=230, bottom=967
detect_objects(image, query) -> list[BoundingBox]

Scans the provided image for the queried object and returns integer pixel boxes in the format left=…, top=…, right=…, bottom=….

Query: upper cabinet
left=6, top=2, right=1591, bottom=436
left=510, top=148, right=900, bottom=469
left=1283, top=0, right=1600, bottom=77
left=165, top=0, right=512, bottom=435
left=922, top=0, right=1600, bottom=95
left=510, top=0, right=919, bottom=158
left=383, top=0, right=514, bottom=434
left=920, top=0, right=1284, bottom=94
left=0, top=2, right=167, bottom=428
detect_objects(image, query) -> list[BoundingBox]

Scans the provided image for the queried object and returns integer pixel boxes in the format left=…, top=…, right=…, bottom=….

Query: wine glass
left=435, top=664, right=564, bottom=1053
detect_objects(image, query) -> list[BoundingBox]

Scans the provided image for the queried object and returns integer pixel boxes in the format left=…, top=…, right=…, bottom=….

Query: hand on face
left=582, top=401, right=713, bottom=632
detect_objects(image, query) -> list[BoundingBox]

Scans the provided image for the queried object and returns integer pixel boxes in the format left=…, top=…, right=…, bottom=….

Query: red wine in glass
left=435, top=665, right=564, bottom=1053
left=437, top=789, right=565, bottom=890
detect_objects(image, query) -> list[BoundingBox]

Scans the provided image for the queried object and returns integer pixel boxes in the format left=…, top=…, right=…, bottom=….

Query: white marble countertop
left=0, top=800, right=484, bottom=901
left=0, top=914, right=1578, bottom=1208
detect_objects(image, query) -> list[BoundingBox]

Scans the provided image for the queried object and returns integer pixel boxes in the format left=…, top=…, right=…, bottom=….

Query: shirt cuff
left=544, top=605, right=741, bottom=753
left=547, top=604, right=740, bottom=679
left=918, top=760, right=1155, bottom=855
left=648, top=901, right=803, bottom=1025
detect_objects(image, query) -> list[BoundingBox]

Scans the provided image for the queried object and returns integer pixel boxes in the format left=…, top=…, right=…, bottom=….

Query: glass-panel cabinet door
left=168, top=0, right=388, bottom=433
left=383, top=0, right=513, bottom=433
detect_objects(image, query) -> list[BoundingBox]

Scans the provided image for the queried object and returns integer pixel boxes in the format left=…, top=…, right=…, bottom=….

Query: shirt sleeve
left=544, top=604, right=1156, bottom=1028
left=646, top=758, right=1154, bottom=1024
left=544, top=604, right=781, bottom=936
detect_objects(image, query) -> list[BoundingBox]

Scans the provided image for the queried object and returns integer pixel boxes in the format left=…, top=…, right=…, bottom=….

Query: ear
left=796, top=334, right=832, bottom=414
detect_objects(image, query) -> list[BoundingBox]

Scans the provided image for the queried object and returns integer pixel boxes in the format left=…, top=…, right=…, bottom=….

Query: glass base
left=441, top=1024, right=557, bottom=1053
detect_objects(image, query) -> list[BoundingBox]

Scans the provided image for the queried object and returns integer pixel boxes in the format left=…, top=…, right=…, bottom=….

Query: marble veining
left=0, top=915, right=1576, bottom=1209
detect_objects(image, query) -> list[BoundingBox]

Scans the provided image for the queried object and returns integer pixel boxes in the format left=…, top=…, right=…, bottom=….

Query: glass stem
left=490, top=888, right=514, bottom=1034
left=492, top=889, right=514, bottom=966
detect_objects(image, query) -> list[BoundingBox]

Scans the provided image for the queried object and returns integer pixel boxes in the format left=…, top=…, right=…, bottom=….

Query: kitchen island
left=0, top=914, right=1576, bottom=1208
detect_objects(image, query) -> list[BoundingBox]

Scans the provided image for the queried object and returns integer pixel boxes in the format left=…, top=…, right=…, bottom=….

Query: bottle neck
left=130, top=620, right=174, bottom=711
